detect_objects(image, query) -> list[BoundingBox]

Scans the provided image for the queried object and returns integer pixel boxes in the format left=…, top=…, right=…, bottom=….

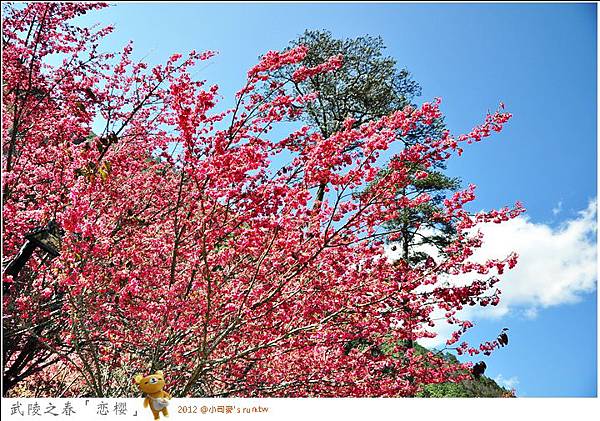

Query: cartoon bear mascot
left=134, top=370, right=172, bottom=419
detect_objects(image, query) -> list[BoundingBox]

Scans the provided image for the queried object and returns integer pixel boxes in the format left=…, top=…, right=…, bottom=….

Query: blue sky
left=78, top=3, right=597, bottom=397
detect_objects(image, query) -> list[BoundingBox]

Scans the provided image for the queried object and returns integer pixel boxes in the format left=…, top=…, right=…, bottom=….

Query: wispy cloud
left=523, top=307, right=538, bottom=320
left=552, top=200, right=563, bottom=216
left=494, top=374, right=519, bottom=390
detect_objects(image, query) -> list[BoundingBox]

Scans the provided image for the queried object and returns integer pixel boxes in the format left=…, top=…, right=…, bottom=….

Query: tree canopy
left=2, top=3, right=521, bottom=398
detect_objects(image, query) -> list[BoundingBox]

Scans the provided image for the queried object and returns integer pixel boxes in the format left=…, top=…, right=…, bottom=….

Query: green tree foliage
left=274, top=30, right=420, bottom=137
left=272, top=31, right=499, bottom=391
left=272, top=30, right=460, bottom=265
left=407, top=344, right=514, bottom=397
left=347, top=340, right=514, bottom=397
left=417, top=344, right=515, bottom=397
left=417, top=377, right=515, bottom=398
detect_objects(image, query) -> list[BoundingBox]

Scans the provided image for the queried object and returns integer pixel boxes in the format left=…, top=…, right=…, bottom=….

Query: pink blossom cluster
left=2, top=3, right=523, bottom=398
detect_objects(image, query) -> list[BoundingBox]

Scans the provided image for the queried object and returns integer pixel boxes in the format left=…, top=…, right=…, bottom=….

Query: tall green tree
left=271, top=31, right=464, bottom=358
left=272, top=30, right=460, bottom=267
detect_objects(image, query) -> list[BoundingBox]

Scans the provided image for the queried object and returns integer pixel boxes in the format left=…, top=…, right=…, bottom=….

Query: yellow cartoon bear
left=134, top=370, right=172, bottom=419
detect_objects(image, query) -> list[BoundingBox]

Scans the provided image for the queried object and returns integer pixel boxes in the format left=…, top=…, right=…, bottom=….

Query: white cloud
left=408, top=199, right=597, bottom=348
left=494, top=374, right=519, bottom=390
left=523, top=307, right=538, bottom=320
left=472, top=198, right=597, bottom=312
left=552, top=200, right=563, bottom=216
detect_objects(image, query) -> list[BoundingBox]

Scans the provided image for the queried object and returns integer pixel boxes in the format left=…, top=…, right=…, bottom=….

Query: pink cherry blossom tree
left=2, top=2, right=523, bottom=397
